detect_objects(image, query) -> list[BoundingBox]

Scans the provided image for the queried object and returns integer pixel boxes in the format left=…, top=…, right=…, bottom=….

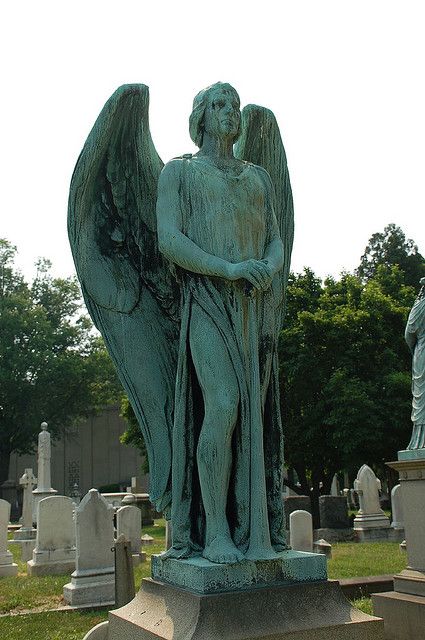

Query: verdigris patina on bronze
left=68, top=82, right=294, bottom=566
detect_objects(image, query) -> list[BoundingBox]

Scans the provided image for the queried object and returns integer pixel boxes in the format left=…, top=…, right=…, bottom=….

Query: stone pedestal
left=372, top=454, right=425, bottom=639
left=86, top=577, right=383, bottom=639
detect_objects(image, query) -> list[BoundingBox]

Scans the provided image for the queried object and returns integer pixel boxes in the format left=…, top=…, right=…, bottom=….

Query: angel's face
left=203, top=87, right=240, bottom=141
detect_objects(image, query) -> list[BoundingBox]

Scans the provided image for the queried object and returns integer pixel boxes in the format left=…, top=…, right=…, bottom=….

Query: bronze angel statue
left=68, top=82, right=294, bottom=564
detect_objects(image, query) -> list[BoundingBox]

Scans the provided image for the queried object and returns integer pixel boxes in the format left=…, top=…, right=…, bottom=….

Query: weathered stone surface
left=373, top=590, right=425, bottom=640
left=114, top=535, right=135, bottom=608
left=116, top=505, right=143, bottom=565
left=32, top=422, right=57, bottom=522
left=390, top=484, right=404, bottom=530
left=290, top=510, right=313, bottom=552
left=27, top=495, right=76, bottom=576
left=353, top=465, right=390, bottom=531
left=0, top=499, right=18, bottom=577
left=319, top=495, right=350, bottom=529
left=152, top=550, right=326, bottom=594
left=63, top=489, right=115, bottom=607
left=284, top=495, right=312, bottom=528
left=16, top=468, right=37, bottom=536
left=313, top=538, right=332, bottom=558
left=105, top=578, right=383, bottom=639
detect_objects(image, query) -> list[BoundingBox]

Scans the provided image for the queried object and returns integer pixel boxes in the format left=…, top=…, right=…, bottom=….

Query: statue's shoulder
left=248, top=162, right=273, bottom=190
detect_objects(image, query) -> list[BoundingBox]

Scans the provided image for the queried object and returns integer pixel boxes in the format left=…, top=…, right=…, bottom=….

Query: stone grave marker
left=63, top=489, right=115, bottom=607
left=116, top=504, right=145, bottom=565
left=114, top=534, right=135, bottom=608
left=0, top=499, right=18, bottom=577
left=290, top=510, right=313, bottom=552
left=353, top=465, right=390, bottom=540
left=32, top=422, right=57, bottom=522
left=390, top=484, right=404, bottom=530
left=27, top=495, right=76, bottom=575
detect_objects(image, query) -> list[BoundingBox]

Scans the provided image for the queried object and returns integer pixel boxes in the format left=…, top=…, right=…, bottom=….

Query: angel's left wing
left=235, top=105, right=294, bottom=324
left=68, top=85, right=179, bottom=513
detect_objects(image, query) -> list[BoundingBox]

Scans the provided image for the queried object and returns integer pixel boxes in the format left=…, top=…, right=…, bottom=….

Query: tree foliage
left=357, top=223, right=425, bottom=287
left=280, top=264, right=416, bottom=525
left=0, top=239, right=121, bottom=486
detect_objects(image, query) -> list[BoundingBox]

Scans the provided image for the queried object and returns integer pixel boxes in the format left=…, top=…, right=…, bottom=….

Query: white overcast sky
left=1, top=0, right=424, bottom=283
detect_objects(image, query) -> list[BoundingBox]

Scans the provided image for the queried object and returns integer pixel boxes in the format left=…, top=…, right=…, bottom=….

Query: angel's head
left=189, top=82, right=241, bottom=148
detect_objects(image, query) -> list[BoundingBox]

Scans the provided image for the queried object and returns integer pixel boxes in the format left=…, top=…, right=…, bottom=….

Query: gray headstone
left=319, top=496, right=350, bottom=529
left=284, top=495, right=311, bottom=528
left=114, top=534, right=135, bottom=608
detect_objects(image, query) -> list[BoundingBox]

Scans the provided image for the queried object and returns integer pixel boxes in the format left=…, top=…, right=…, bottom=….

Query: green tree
left=280, top=267, right=415, bottom=526
left=0, top=240, right=121, bottom=487
left=120, top=396, right=149, bottom=473
left=357, top=223, right=425, bottom=287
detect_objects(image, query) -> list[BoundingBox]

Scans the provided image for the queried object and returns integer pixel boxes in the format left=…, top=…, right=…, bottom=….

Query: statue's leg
left=189, top=303, right=244, bottom=563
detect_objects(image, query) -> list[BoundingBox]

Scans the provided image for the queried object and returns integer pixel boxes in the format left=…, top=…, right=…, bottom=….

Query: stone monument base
left=63, top=567, right=115, bottom=607
left=372, top=588, right=425, bottom=640
left=9, top=538, right=36, bottom=562
left=27, top=547, right=76, bottom=576
left=13, top=527, right=36, bottom=541
left=85, top=577, right=383, bottom=639
left=0, top=551, right=18, bottom=577
left=151, top=550, right=327, bottom=594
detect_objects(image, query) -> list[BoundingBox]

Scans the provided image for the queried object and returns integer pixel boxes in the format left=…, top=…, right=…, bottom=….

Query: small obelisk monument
left=32, top=422, right=57, bottom=522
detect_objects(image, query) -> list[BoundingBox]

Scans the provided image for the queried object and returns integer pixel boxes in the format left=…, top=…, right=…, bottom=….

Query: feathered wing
left=68, top=84, right=179, bottom=512
left=235, top=104, right=294, bottom=324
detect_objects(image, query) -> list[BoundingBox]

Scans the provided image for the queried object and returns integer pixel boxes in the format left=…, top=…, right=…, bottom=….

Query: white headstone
left=391, top=484, right=404, bottom=530
left=0, top=499, right=18, bottom=576
left=63, top=489, right=115, bottom=606
left=14, top=468, right=37, bottom=541
left=27, top=496, right=76, bottom=575
left=116, top=505, right=143, bottom=565
left=32, top=422, right=57, bottom=521
left=289, top=509, right=313, bottom=552
left=353, top=464, right=390, bottom=530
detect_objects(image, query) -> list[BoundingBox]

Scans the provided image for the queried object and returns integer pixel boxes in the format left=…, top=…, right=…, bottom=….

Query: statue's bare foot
left=202, top=534, right=244, bottom=564
left=162, top=545, right=194, bottom=559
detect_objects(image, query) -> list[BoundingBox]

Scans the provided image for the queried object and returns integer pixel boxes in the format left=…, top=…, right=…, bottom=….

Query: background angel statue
left=405, top=277, right=425, bottom=450
left=68, top=82, right=294, bottom=564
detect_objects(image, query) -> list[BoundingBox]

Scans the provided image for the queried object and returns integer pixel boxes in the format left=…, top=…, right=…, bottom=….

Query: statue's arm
left=405, top=323, right=417, bottom=355
left=157, top=160, right=233, bottom=279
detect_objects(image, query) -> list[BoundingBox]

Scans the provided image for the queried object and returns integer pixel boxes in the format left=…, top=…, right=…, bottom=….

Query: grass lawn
left=0, top=522, right=402, bottom=638
left=327, top=541, right=405, bottom=579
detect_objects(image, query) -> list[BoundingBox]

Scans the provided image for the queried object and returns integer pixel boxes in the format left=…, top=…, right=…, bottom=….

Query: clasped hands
left=227, top=259, right=274, bottom=292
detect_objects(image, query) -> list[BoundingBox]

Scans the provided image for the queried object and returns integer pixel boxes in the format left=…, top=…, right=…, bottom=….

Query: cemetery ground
left=0, top=520, right=406, bottom=640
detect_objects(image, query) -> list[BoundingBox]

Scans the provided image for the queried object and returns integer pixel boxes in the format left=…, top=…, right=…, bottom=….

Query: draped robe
left=168, top=157, right=286, bottom=557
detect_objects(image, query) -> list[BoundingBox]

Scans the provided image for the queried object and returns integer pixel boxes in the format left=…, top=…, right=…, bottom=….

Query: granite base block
left=13, top=527, right=36, bottom=541
left=9, top=538, right=36, bottom=561
left=397, top=448, right=425, bottom=461
left=314, top=528, right=355, bottom=542
left=0, top=563, right=18, bottom=577
left=27, top=558, right=76, bottom=576
left=63, top=569, right=115, bottom=607
left=372, top=590, right=425, bottom=640
left=99, top=577, right=384, bottom=639
left=354, top=528, right=392, bottom=543
left=151, top=550, right=327, bottom=594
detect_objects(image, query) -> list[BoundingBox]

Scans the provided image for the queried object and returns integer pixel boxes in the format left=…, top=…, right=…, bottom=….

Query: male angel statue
left=405, top=277, right=425, bottom=450
left=68, top=83, right=294, bottom=564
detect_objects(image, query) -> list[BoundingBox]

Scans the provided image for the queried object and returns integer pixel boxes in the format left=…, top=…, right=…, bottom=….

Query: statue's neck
left=198, top=133, right=235, bottom=163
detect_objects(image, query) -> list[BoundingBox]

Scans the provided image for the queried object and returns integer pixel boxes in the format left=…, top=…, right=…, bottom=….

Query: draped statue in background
left=68, top=83, right=294, bottom=564
left=405, top=277, right=425, bottom=450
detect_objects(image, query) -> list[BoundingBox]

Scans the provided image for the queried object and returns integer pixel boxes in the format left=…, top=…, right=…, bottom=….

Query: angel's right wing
left=68, top=85, right=179, bottom=512
left=235, top=105, right=294, bottom=325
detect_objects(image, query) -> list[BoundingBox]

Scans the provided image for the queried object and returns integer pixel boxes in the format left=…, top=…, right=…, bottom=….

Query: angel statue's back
left=68, top=82, right=294, bottom=566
